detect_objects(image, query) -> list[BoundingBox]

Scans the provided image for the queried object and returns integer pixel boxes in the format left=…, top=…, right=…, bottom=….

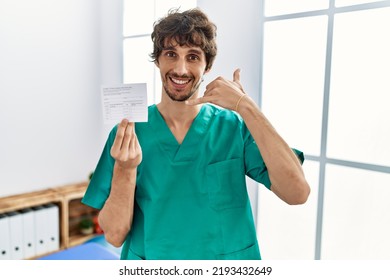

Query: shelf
left=0, top=188, right=61, bottom=214
left=0, top=181, right=99, bottom=259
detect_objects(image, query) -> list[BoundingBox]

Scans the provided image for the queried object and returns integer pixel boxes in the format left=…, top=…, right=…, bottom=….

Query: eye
left=188, top=54, right=200, bottom=61
left=165, top=51, right=176, bottom=58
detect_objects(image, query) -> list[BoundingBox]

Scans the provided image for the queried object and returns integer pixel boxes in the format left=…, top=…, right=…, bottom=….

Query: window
left=258, top=0, right=390, bottom=259
left=123, top=0, right=197, bottom=105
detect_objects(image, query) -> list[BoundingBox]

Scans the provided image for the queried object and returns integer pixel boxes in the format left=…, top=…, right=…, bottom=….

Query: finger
left=128, top=123, right=137, bottom=150
left=130, top=128, right=140, bottom=155
left=111, top=119, right=128, bottom=155
left=233, top=68, right=241, bottom=83
left=121, top=122, right=134, bottom=150
left=205, top=76, right=224, bottom=91
left=185, top=96, right=213, bottom=106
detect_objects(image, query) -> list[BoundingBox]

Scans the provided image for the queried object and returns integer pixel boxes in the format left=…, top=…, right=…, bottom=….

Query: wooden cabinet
left=0, top=181, right=99, bottom=259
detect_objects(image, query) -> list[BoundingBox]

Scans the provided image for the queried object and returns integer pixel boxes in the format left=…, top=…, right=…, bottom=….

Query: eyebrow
left=162, top=46, right=203, bottom=55
left=188, top=49, right=203, bottom=55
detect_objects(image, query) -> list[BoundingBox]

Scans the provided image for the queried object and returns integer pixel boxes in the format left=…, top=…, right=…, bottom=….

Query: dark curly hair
left=150, top=8, right=217, bottom=71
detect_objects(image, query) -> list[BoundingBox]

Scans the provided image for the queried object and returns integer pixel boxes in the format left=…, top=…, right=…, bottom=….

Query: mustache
left=169, top=72, right=194, bottom=79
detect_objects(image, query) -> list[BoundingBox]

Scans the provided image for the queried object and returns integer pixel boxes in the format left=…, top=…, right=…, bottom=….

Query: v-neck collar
left=150, top=104, right=212, bottom=162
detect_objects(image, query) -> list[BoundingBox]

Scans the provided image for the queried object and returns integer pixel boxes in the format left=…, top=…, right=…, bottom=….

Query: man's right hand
left=110, top=119, right=142, bottom=169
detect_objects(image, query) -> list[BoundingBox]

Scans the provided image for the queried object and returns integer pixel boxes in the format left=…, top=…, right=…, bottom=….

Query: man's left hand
left=185, top=68, right=246, bottom=112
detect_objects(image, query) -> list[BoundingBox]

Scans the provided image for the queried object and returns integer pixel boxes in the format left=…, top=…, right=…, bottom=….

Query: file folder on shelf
left=20, top=208, right=36, bottom=259
left=0, top=214, right=11, bottom=260
left=33, top=206, right=49, bottom=256
left=7, top=211, right=24, bottom=260
left=44, top=203, right=60, bottom=253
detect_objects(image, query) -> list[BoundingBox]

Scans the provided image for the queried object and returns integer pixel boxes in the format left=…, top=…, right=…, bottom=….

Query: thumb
left=233, top=68, right=241, bottom=83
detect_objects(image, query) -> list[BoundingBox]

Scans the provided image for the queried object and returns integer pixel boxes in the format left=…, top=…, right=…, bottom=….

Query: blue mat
left=85, top=234, right=122, bottom=256
left=38, top=242, right=119, bottom=260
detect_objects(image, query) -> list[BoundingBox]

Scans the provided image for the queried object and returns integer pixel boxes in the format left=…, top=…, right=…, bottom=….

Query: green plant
left=79, top=217, right=94, bottom=229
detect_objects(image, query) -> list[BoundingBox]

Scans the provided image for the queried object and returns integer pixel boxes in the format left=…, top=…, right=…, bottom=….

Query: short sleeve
left=242, top=123, right=305, bottom=190
left=81, top=126, right=117, bottom=209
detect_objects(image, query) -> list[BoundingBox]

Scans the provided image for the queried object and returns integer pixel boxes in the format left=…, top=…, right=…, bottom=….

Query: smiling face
left=156, top=42, right=209, bottom=102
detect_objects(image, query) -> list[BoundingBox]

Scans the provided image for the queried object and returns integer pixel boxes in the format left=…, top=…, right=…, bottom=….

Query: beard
left=163, top=74, right=204, bottom=102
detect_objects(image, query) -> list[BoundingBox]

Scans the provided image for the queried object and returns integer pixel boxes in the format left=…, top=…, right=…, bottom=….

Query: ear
left=204, top=66, right=211, bottom=74
left=154, top=60, right=160, bottom=68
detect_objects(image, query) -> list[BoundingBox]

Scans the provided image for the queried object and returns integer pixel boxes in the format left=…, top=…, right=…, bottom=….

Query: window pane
left=262, top=16, right=327, bottom=156
left=123, top=37, right=155, bottom=105
left=322, top=164, right=390, bottom=259
left=257, top=160, right=319, bottom=259
left=335, top=0, right=382, bottom=7
left=123, top=0, right=154, bottom=36
left=327, top=8, right=390, bottom=166
left=264, top=0, right=329, bottom=16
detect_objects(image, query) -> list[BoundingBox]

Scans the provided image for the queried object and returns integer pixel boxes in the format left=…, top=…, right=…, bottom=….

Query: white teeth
left=171, top=78, right=189, bottom=85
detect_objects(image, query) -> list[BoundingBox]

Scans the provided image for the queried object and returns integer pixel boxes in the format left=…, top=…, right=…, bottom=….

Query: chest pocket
left=205, top=158, right=247, bottom=211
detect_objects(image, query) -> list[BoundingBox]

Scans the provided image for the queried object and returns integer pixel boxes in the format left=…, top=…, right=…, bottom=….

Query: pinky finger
left=185, top=96, right=212, bottom=106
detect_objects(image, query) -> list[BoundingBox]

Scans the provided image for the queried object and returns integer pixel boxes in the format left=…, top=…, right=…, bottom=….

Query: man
left=82, top=8, right=310, bottom=260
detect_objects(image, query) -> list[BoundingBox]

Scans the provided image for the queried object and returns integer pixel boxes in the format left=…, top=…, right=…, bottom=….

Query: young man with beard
left=82, top=8, right=310, bottom=260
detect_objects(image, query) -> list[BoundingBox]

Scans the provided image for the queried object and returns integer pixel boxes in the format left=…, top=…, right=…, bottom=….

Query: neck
left=158, top=89, right=202, bottom=125
left=156, top=95, right=202, bottom=144
left=157, top=98, right=201, bottom=129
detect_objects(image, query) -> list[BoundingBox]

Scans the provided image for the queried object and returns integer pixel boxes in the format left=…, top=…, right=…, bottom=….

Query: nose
left=173, top=58, right=188, bottom=76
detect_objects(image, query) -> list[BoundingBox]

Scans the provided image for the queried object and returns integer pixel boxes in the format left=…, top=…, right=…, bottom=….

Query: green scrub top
left=82, top=104, right=304, bottom=260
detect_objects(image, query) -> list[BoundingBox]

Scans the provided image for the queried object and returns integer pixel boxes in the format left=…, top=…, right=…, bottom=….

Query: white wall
left=197, top=0, right=262, bottom=225
left=99, top=0, right=124, bottom=136
left=0, top=0, right=122, bottom=197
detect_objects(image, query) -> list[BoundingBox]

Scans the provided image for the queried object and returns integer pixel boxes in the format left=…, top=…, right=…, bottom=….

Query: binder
left=33, top=206, right=49, bottom=256
left=7, top=211, right=24, bottom=260
left=20, top=208, right=36, bottom=259
left=44, top=203, right=60, bottom=253
left=0, top=213, right=11, bottom=260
